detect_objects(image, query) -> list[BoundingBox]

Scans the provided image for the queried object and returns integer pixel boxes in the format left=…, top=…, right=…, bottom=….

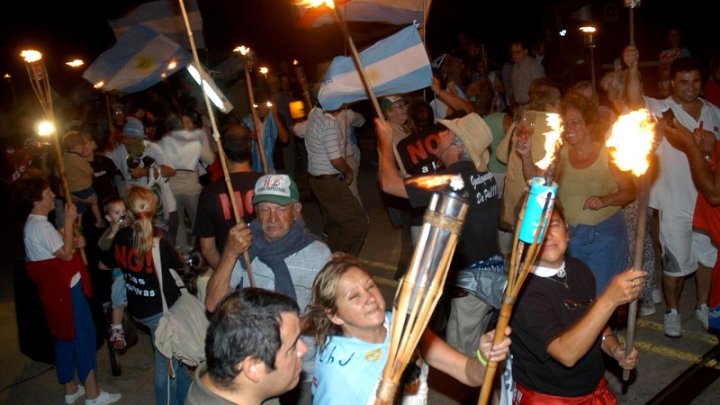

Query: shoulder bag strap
left=151, top=237, right=170, bottom=314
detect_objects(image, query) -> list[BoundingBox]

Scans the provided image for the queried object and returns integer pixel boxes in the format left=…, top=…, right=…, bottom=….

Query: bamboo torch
left=605, top=108, right=655, bottom=381
left=21, top=50, right=87, bottom=265
left=300, top=0, right=386, bottom=124
left=374, top=174, right=468, bottom=404
left=478, top=113, right=565, bottom=405
left=624, top=0, right=641, bottom=47
left=293, top=59, right=314, bottom=112
left=177, top=0, right=256, bottom=286
left=233, top=45, right=269, bottom=175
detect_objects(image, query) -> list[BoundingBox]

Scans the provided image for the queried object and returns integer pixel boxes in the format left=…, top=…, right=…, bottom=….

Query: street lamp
left=579, top=26, right=597, bottom=90
left=65, top=59, right=84, bottom=68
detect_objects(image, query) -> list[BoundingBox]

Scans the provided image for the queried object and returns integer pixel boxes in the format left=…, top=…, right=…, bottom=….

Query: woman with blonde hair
left=106, top=185, right=191, bottom=405
left=307, top=253, right=512, bottom=405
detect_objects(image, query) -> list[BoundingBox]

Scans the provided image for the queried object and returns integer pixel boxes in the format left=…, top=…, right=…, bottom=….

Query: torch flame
left=299, top=0, right=336, bottom=9
left=21, top=50, right=42, bottom=63
left=405, top=174, right=464, bottom=191
left=606, top=109, right=655, bottom=176
left=233, top=46, right=250, bottom=56
left=293, top=59, right=299, bottom=65
left=535, top=113, right=564, bottom=170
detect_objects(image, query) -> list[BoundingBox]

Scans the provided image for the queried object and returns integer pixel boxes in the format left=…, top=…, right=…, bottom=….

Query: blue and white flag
left=318, top=25, right=431, bottom=110
left=83, top=25, right=191, bottom=94
left=108, top=0, right=204, bottom=49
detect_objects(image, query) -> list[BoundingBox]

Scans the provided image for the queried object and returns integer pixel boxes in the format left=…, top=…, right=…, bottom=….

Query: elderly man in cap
left=205, top=173, right=330, bottom=404
left=376, top=112, right=503, bottom=357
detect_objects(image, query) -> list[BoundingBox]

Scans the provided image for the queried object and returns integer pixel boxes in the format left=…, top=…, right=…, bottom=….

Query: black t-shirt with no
left=193, top=171, right=262, bottom=253
left=109, top=228, right=183, bottom=319
left=510, top=257, right=604, bottom=397
left=405, top=160, right=500, bottom=270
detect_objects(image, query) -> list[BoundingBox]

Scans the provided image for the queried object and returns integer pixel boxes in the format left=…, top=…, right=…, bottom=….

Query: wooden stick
left=294, top=62, right=313, bottom=112
left=243, top=62, right=269, bottom=174
left=623, top=173, right=649, bottom=380
left=177, top=0, right=255, bottom=286
left=25, top=59, right=87, bottom=265
left=478, top=193, right=553, bottom=405
left=331, top=6, right=386, bottom=124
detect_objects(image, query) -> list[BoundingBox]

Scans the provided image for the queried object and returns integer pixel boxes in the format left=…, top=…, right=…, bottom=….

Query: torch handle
left=176, top=0, right=256, bottom=287
left=629, top=7, right=635, bottom=47
left=623, top=174, right=650, bottom=380
left=244, top=65, right=269, bottom=174
left=477, top=300, right=513, bottom=405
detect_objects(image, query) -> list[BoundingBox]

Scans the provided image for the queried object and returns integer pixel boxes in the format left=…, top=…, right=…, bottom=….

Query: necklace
left=535, top=263, right=568, bottom=289
left=546, top=270, right=569, bottom=289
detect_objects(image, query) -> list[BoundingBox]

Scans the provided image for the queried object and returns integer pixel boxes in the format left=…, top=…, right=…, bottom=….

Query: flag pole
left=177, top=0, right=256, bottom=287
left=330, top=4, right=386, bottom=124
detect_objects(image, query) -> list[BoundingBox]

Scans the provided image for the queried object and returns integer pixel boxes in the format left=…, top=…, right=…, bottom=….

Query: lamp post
left=580, top=26, right=597, bottom=90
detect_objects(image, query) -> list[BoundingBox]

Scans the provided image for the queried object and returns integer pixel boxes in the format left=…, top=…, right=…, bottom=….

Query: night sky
left=1, top=0, right=718, bottom=110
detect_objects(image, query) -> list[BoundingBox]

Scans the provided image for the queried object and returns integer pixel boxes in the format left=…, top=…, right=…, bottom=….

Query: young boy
left=98, top=196, right=129, bottom=350
left=62, top=131, right=105, bottom=228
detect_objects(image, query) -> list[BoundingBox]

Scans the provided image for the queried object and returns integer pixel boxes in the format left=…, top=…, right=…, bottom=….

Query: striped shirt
left=304, top=108, right=346, bottom=175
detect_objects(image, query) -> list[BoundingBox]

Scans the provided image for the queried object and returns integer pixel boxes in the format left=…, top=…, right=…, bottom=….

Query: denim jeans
left=569, top=211, right=628, bottom=296
left=136, top=312, right=191, bottom=405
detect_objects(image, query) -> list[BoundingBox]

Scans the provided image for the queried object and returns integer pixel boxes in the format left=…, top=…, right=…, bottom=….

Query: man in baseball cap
left=206, top=173, right=331, bottom=403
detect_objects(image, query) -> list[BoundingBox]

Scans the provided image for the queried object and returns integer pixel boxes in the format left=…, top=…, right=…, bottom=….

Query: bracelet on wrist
left=475, top=349, right=488, bottom=367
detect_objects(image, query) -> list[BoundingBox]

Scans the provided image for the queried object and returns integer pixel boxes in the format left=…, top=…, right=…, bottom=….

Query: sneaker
left=664, top=309, right=682, bottom=337
left=85, top=390, right=121, bottom=405
left=109, top=325, right=126, bottom=350
left=639, top=300, right=656, bottom=317
left=652, top=288, right=663, bottom=304
left=65, top=385, right=85, bottom=404
left=695, top=304, right=709, bottom=330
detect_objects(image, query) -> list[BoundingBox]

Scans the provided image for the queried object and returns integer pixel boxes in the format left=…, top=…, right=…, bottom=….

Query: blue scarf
left=241, top=218, right=317, bottom=300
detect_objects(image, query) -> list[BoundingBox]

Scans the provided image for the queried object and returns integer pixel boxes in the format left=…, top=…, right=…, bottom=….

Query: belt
left=309, top=174, right=340, bottom=179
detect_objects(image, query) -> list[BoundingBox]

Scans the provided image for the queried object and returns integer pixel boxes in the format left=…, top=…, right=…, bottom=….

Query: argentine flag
left=82, top=25, right=191, bottom=95
left=108, top=0, right=204, bottom=50
left=318, top=25, right=431, bottom=111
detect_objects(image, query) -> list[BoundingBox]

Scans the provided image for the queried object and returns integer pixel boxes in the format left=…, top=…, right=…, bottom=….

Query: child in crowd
left=62, top=131, right=105, bottom=228
left=98, top=195, right=129, bottom=350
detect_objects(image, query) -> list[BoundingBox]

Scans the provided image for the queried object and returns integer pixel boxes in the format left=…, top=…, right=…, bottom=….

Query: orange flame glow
left=535, top=113, right=564, bottom=170
left=405, top=174, right=463, bottom=191
left=299, top=0, right=335, bottom=9
left=606, top=109, right=655, bottom=176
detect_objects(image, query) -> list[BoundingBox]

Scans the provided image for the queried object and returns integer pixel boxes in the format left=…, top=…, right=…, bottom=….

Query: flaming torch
left=374, top=174, right=468, bottom=404
left=21, top=50, right=88, bottom=264
left=233, top=45, right=269, bottom=175
left=176, top=0, right=255, bottom=285
left=299, top=0, right=386, bottom=123
left=605, top=108, right=655, bottom=381
left=478, top=113, right=564, bottom=405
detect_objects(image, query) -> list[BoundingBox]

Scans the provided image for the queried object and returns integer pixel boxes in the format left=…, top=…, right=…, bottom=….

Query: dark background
left=1, top=0, right=718, bottom=111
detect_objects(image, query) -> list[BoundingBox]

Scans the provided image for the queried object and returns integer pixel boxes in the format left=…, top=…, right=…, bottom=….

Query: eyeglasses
left=562, top=298, right=594, bottom=310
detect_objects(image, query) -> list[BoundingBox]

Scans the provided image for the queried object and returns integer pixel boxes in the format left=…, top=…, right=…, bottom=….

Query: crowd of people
left=5, top=24, right=720, bottom=405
